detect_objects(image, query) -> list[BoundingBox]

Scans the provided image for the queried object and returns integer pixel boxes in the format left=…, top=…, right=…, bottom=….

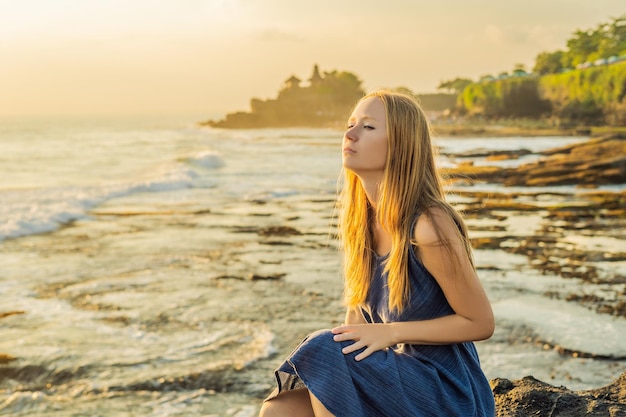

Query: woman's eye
left=364, top=125, right=374, bottom=130
left=347, top=124, right=355, bottom=129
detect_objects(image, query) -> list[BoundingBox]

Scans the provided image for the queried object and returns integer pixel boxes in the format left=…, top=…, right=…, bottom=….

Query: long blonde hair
left=340, top=90, right=474, bottom=313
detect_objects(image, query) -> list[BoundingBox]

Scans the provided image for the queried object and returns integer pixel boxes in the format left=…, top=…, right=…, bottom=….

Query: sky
left=1, top=0, right=624, bottom=118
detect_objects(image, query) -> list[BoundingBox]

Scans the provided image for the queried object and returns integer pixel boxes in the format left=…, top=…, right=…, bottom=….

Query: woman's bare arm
left=344, top=307, right=366, bottom=325
left=389, top=208, right=495, bottom=344
left=333, top=209, right=494, bottom=360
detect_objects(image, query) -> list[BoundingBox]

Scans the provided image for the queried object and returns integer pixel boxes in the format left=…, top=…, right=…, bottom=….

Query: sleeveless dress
left=267, top=235, right=495, bottom=416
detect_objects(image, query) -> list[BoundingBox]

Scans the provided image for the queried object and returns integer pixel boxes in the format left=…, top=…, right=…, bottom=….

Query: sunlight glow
left=0, top=0, right=623, bottom=116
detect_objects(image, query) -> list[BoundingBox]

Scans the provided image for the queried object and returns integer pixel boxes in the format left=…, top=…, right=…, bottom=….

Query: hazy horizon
left=2, top=0, right=624, bottom=117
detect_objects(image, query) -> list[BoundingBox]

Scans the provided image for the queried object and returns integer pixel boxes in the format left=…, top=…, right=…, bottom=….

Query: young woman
left=260, top=90, right=496, bottom=417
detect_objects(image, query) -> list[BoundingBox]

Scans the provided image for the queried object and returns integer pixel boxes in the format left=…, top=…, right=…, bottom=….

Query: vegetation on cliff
left=539, top=61, right=626, bottom=125
left=533, top=15, right=625, bottom=74
left=458, top=61, right=626, bottom=124
left=459, top=77, right=551, bottom=118
left=454, top=15, right=626, bottom=126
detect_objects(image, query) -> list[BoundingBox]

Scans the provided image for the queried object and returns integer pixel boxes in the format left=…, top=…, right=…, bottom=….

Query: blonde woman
left=260, top=91, right=495, bottom=417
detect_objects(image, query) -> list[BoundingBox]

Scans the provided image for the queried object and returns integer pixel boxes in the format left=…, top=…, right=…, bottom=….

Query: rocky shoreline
left=206, top=129, right=626, bottom=417
left=1, top=133, right=624, bottom=415
left=443, top=133, right=626, bottom=187
left=450, top=133, right=626, bottom=414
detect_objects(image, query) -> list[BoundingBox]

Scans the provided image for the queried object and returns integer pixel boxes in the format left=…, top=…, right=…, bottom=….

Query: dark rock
left=247, top=273, right=285, bottom=281
left=505, top=135, right=626, bottom=187
left=0, top=354, right=17, bottom=364
left=258, top=226, right=302, bottom=237
left=492, top=372, right=626, bottom=417
left=445, top=135, right=626, bottom=187
left=452, top=148, right=533, bottom=159
left=0, top=311, right=25, bottom=319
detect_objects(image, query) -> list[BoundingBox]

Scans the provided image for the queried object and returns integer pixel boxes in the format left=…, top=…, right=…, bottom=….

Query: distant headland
left=202, top=14, right=626, bottom=130
left=200, top=64, right=455, bottom=129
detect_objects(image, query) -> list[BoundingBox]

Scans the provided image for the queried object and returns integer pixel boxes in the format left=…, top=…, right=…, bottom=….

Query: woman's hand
left=331, top=323, right=396, bottom=361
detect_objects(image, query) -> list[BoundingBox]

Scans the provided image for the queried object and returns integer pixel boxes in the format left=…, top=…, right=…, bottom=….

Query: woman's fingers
left=354, top=346, right=375, bottom=361
left=332, top=324, right=389, bottom=360
left=333, top=332, right=357, bottom=342
left=331, top=325, right=353, bottom=334
left=341, top=340, right=364, bottom=354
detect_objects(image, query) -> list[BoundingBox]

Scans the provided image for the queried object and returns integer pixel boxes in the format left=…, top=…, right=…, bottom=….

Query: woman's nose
left=345, top=128, right=357, bottom=142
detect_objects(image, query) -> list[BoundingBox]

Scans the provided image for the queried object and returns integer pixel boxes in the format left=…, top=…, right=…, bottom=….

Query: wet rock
left=510, top=136, right=626, bottom=186
left=0, top=311, right=25, bottom=319
left=114, top=369, right=236, bottom=393
left=231, top=226, right=259, bottom=234
left=566, top=293, right=626, bottom=318
left=454, top=187, right=624, bottom=318
left=452, top=148, right=532, bottom=159
left=471, top=236, right=508, bottom=250
left=215, top=274, right=245, bottom=280
left=503, top=234, right=604, bottom=282
left=463, top=201, right=542, bottom=216
left=247, top=273, right=285, bottom=281
left=492, top=372, right=626, bottom=417
left=0, top=354, right=17, bottom=364
left=258, top=226, right=301, bottom=237
left=260, top=240, right=294, bottom=246
left=0, top=364, right=80, bottom=389
left=445, top=135, right=626, bottom=187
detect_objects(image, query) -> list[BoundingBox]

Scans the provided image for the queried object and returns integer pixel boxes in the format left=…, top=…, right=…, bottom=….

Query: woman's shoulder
left=412, top=206, right=460, bottom=245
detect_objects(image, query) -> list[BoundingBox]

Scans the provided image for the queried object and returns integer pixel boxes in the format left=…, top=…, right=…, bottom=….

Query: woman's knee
left=259, top=389, right=314, bottom=417
left=258, top=401, right=275, bottom=417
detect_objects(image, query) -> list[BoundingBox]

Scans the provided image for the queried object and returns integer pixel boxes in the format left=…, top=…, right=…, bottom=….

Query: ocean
left=0, top=115, right=624, bottom=416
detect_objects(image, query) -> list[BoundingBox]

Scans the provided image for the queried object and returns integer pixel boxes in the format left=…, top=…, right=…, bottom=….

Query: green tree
left=534, top=50, right=565, bottom=74
left=437, top=78, right=473, bottom=94
left=604, top=15, right=626, bottom=57
left=567, top=29, right=603, bottom=65
left=566, top=18, right=626, bottom=64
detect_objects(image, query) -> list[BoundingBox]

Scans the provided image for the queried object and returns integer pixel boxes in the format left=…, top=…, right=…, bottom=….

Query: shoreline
left=1, top=131, right=624, bottom=416
left=431, top=121, right=626, bottom=138
left=3, top=184, right=624, bottom=415
left=203, top=117, right=626, bottom=138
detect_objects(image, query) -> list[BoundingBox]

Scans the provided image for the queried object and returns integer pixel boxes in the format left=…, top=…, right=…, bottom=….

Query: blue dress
left=268, top=241, right=495, bottom=416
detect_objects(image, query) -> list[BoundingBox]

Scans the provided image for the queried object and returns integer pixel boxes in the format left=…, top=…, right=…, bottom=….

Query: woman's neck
left=359, top=174, right=383, bottom=210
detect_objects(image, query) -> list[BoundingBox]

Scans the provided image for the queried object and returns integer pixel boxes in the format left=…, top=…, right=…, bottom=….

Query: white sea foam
left=0, top=163, right=198, bottom=241
left=186, top=150, right=225, bottom=169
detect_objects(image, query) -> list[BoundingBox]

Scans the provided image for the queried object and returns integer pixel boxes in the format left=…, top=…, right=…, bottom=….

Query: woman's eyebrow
left=349, top=115, right=377, bottom=122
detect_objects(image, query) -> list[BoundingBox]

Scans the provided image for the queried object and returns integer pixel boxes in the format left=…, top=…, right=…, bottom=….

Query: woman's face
left=342, top=96, right=388, bottom=177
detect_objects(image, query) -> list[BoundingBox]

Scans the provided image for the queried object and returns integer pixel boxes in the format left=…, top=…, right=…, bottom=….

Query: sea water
left=0, top=115, right=624, bottom=416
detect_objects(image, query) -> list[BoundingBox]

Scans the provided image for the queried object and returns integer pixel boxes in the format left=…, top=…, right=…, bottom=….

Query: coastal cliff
left=201, top=65, right=457, bottom=129
left=202, top=65, right=365, bottom=129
